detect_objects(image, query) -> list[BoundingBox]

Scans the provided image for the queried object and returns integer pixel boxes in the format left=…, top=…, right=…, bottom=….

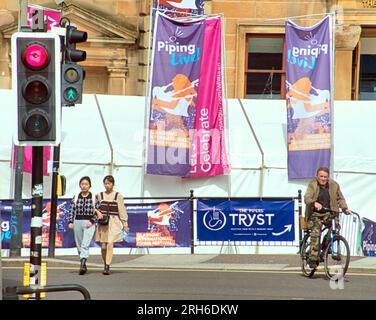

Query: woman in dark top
left=68, top=176, right=99, bottom=275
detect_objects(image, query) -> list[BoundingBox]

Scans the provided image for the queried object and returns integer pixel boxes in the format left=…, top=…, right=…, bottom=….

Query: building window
left=245, top=35, right=285, bottom=99
left=359, top=37, right=376, bottom=100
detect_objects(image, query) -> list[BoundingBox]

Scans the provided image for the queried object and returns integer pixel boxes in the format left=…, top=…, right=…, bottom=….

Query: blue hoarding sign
left=361, top=218, right=376, bottom=257
left=0, top=199, right=73, bottom=249
left=1, top=199, right=191, bottom=249
left=125, top=200, right=191, bottom=248
left=196, top=199, right=295, bottom=242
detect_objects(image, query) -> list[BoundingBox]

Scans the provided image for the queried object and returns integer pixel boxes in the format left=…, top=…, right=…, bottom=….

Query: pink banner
left=13, top=146, right=51, bottom=176
left=189, top=17, right=229, bottom=177
left=27, top=5, right=61, bottom=31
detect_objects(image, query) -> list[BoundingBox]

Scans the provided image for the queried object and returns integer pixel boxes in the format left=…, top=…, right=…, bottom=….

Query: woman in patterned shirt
left=68, top=176, right=101, bottom=275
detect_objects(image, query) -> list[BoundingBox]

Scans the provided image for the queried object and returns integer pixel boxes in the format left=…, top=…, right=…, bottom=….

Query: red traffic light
left=23, top=43, right=49, bottom=70
left=12, top=32, right=62, bottom=146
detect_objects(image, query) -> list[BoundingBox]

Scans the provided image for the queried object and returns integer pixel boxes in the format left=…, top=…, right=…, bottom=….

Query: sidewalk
left=3, top=254, right=376, bottom=273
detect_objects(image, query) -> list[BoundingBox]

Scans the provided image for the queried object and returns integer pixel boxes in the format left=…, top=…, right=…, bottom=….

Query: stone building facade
left=0, top=0, right=375, bottom=100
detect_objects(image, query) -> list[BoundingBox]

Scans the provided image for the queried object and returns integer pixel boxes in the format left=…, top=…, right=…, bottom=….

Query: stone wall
left=0, top=0, right=375, bottom=98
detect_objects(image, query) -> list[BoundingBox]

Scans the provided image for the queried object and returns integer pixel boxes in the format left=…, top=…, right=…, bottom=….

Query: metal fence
left=340, top=211, right=362, bottom=256
left=1, top=190, right=365, bottom=256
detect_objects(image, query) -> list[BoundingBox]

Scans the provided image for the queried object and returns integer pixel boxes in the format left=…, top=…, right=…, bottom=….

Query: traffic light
left=12, top=32, right=61, bottom=146
left=61, top=25, right=87, bottom=106
left=61, top=63, right=84, bottom=105
left=65, top=25, right=87, bottom=63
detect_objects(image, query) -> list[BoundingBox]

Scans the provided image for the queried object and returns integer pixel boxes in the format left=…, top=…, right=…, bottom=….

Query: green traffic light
left=68, top=88, right=76, bottom=100
left=64, top=87, right=78, bottom=102
left=61, top=63, right=84, bottom=105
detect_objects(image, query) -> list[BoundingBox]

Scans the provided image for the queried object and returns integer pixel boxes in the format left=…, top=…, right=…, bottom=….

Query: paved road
left=3, top=266, right=376, bottom=300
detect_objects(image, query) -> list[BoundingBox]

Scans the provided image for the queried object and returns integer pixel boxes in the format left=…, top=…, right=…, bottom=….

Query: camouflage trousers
left=307, top=213, right=331, bottom=262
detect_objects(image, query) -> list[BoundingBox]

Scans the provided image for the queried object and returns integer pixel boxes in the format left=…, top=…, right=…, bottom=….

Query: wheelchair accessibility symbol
left=203, top=208, right=226, bottom=231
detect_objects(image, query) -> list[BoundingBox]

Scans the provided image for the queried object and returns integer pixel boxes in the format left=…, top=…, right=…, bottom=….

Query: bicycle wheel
left=300, top=233, right=316, bottom=277
left=324, top=235, right=350, bottom=280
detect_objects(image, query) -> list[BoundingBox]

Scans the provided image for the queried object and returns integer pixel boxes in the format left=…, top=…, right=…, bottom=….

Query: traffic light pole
left=10, top=146, right=24, bottom=257
left=10, top=0, right=27, bottom=259
left=48, top=30, right=66, bottom=258
left=6, top=7, right=92, bottom=300
left=48, top=22, right=88, bottom=255
left=48, top=144, right=60, bottom=258
left=30, top=146, right=44, bottom=300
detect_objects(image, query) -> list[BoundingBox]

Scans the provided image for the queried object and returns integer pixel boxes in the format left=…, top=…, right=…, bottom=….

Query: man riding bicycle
left=304, top=167, right=352, bottom=269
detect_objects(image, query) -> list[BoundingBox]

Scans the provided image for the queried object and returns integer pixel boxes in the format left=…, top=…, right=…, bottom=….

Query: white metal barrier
left=340, top=212, right=362, bottom=256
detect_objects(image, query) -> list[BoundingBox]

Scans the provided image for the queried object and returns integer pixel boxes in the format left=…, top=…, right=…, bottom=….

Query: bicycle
left=300, top=207, right=351, bottom=280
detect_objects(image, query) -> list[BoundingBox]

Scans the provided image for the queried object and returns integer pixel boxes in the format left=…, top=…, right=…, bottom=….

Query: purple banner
left=1, top=199, right=191, bottom=249
left=285, top=16, right=333, bottom=179
left=361, top=218, right=376, bottom=256
left=147, top=12, right=205, bottom=176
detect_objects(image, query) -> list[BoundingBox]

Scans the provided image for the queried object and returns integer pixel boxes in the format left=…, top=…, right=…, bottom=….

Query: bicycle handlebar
left=312, top=206, right=355, bottom=215
left=311, top=207, right=341, bottom=218
left=321, top=207, right=341, bottom=214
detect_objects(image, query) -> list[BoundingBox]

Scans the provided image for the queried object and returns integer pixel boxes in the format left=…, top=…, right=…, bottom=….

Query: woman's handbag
left=98, top=213, right=110, bottom=225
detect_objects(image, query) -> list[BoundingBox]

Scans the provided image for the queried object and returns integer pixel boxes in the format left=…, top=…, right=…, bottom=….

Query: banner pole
left=266, top=12, right=335, bottom=22
left=48, top=145, right=60, bottom=258
left=298, top=189, right=303, bottom=251
left=220, top=13, right=231, bottom=197
left=238, top=99, right=265, bottom=196
left=49, top=7, right=65, bottom=256
left=10, top=146, right=24, bottom=257
left=190, top=189, right=195, bottom=254
left=19, top=0, right=29, bottom=31
left=141, top=4, right=155, bottom=198
left=330, top=13, right=335, bottom=177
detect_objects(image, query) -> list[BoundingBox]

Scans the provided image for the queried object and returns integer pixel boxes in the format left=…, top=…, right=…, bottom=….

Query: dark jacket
left=304, top=178, right=348, bottom=221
